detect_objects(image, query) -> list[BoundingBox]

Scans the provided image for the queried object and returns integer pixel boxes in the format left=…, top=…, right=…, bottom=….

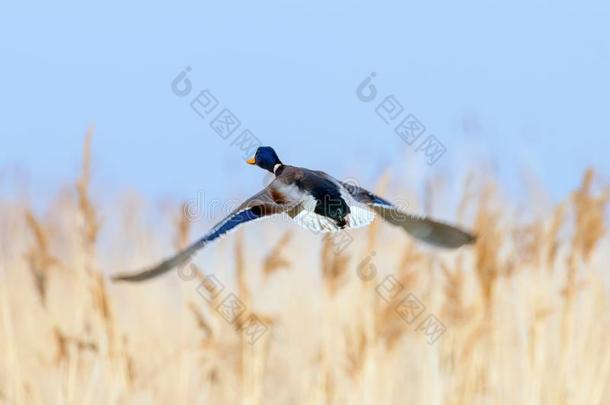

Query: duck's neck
left=273, top=163, right=283, bottom=175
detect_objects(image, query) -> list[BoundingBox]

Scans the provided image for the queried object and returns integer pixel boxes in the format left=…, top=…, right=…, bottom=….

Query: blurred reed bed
left=0, top=134, right=609, bottom=405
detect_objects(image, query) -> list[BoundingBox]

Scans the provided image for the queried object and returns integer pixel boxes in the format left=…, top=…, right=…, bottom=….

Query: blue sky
left=1, top=0, right=609, bottom=206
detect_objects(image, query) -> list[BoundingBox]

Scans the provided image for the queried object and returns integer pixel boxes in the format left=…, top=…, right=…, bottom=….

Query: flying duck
left=112, top=147, right=475, bottom=282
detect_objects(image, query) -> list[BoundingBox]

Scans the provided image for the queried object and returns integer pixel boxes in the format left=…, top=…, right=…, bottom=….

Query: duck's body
left=271, top=165, right=375, bottom=232
left=112, top=147, right=476, bottom=282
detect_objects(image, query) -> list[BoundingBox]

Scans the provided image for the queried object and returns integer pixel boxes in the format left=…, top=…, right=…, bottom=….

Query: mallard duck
left=112, top=146, right=475, bottom=282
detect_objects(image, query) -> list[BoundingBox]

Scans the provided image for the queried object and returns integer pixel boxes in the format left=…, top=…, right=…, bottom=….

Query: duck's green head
left=247, top=146, right=283, bottom=173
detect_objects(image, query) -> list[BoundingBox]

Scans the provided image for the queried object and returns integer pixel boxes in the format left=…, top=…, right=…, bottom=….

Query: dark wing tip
left=111, top=274, right=132, bottom=283
left=455, top=230, right=477, bottom=247
left=110, top=247, right=197, bottom=283
left=467, top=232, right=478, bottom=244
left=111, top=272, right=145, bottom=283
left=455, top=228, right=477, bottom=246
left=436, top=225, right=477, bottom=249
left=110, top=267, right=164, bottom=283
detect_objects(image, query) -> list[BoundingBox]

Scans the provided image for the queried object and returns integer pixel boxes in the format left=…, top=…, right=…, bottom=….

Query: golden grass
left=0, top=135, right=609, bottom=404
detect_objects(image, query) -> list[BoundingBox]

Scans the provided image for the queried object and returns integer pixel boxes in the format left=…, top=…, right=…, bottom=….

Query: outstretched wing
left=112, top=187, right=289, bottom=282
left=340, top=182, right=476, bottom=248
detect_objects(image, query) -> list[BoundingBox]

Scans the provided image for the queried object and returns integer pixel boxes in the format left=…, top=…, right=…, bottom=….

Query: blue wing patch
left=370, top=194, right=393, bottom=207
left=340, top=181, right=394, bottom=208
left=202, top=207, right=264, bottom=244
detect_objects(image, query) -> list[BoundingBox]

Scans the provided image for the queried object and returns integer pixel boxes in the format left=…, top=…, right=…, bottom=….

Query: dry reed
left=0, top=136, right=609, bottom=404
